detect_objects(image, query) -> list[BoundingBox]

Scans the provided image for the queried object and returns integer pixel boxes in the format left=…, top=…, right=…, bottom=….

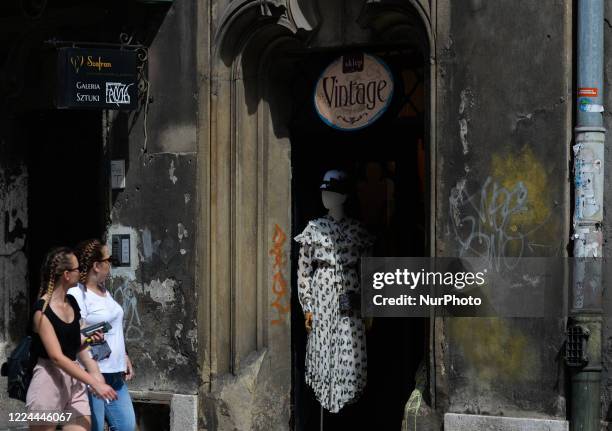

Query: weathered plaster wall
left=106, top=0, right=198, bottom=395
left=436, top=0, right=571, bottom=418
left=0, top=126, right=29, bottom=421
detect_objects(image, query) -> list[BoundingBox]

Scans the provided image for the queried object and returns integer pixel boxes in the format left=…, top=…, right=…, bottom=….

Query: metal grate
left=565, top=325, right=590, bottom=367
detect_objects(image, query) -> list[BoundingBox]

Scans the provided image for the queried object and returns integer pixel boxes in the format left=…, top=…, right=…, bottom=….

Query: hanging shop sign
left=314, top=53, right=394, bottom=131
left=55, top=47, right=138, bottom=110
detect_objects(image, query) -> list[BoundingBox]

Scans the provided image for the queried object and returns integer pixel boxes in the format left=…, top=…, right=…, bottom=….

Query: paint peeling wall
left=105, top=0, right=198, bottom=394
left=0, top=133, right=29, bottom=418
left=108, top=148, right=198, bottom=395
left=436, top=0, right=571, bottom=418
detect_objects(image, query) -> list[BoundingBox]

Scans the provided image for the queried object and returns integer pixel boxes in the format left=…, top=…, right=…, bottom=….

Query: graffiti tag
left=112, top=281, right=143, bottom=341
left=449, top=177, right=549, bottom=270
left=269, top=224, right=290, bottom=325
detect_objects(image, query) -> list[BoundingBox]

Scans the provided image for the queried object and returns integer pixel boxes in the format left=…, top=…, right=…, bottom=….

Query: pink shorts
left=25, top=358, right=91, bottom=423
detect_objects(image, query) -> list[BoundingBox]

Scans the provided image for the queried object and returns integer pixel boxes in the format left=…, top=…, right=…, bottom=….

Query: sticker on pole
left=579, top=98, right=604, bottom=113
left=314, top=53, right=394, bottom=131
left=578, top=88, right=598, bottom=97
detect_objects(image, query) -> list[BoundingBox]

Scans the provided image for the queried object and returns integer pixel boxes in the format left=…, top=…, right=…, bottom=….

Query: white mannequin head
left=320, top=169, right=348, bottom=220
left=322, top=190, right=347, bottom=209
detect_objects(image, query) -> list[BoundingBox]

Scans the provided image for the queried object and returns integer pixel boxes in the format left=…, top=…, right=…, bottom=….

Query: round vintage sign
left=314, top=53, right=394, bottom=131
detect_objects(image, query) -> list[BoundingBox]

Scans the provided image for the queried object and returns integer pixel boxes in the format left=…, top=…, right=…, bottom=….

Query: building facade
left=2, top=0, right=612, bottom=430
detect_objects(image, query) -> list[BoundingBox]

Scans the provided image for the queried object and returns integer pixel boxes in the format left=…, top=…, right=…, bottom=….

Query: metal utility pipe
left=571, top=1, right=605, bottom=430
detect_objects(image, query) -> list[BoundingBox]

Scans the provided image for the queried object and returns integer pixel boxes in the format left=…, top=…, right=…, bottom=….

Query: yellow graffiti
left=450, top=318, right=537, bottom=383
left=270, top=224, right=289, bottom=325
left=491, top=146, right=550, bottom=226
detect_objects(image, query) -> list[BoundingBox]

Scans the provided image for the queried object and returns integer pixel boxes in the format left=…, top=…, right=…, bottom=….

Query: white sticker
left=111, top=160, right=126, bottom=189
left=585, top=104, right=604, bottom=112
left=580, top=103, right=604, bottom=113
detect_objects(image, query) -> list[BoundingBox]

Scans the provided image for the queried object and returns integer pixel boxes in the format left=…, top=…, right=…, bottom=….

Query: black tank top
left=31, top=295, right=81, bottom=361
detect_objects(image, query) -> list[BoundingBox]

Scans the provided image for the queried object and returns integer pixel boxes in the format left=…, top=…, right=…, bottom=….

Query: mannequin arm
left=297, top=244, right=314, bottom=326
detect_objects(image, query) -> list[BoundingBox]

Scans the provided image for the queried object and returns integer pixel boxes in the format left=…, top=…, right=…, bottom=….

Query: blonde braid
left=38, top=247, right=75, bottom=313
left=75, top=239, right=104, bottom=285
left=41, top=268, right=56, bottom=313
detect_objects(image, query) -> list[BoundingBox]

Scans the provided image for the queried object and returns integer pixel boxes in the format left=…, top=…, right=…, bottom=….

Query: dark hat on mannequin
left=320, top=169, right=349, bottom=194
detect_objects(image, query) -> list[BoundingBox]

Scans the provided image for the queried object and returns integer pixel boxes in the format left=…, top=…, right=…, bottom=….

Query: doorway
left=290, top=47, right=429, bottom=430
left=24, top=109, right=108, bottom=305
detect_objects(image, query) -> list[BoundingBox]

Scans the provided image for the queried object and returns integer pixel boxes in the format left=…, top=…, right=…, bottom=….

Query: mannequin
left=295, top=170, right=374, bottom=417
left=303, top=189, right=347, bottom=333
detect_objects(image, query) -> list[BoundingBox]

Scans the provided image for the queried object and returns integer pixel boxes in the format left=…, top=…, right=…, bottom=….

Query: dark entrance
left=24, top=109, right=108, bottom=305
left=290, top=48, right=429, bottom=430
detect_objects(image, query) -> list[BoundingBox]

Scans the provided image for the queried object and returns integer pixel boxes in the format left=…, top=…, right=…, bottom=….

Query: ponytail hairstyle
left=74, top=239, right=105, bottom=285
left=38, top=247, right=75, bottom=313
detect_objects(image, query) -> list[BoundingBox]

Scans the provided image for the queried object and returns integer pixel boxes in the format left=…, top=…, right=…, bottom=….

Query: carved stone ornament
left=214, top=0, right=319, bottom=59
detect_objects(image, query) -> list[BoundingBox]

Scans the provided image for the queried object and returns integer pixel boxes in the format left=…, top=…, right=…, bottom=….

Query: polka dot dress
left=294, top=215, right=374, bottom=413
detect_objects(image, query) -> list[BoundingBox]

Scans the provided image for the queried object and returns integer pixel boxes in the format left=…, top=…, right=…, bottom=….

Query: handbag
left=90, top=341, right=112, bottom=361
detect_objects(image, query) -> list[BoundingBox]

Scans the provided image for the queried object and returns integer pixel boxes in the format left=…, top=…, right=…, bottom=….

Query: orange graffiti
left=270, top=225, right=286, bottom=269
left=270, top=224, right=289, bottom=325
left=271, top=272, right=287, bottom=295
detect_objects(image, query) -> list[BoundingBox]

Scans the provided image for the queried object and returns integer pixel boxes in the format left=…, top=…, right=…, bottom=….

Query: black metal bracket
left=44, top=39, right=146, bottom=50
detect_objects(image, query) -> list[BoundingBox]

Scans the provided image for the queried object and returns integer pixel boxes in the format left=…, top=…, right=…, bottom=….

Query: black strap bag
left=0, top=335, right=34, bottom=402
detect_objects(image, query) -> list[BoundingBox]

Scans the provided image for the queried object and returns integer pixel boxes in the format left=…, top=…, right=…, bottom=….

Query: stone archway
left=198, top=1, right=436, bottom=428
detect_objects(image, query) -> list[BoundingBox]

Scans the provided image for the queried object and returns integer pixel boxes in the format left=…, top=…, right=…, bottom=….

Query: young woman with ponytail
left=26, top=247, right=117, bottom=431
left=67, top=239, right=136, bottom=431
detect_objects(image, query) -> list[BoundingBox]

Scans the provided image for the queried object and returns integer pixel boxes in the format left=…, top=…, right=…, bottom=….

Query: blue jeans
left=89, top=372, right=136, bottom=431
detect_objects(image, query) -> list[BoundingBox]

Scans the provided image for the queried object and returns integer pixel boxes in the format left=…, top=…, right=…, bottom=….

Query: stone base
left=201, top=350, right=290, bottom=431
left=170, top=394, right=198, bottom=431
left=444, top=413, right=569, bottom=431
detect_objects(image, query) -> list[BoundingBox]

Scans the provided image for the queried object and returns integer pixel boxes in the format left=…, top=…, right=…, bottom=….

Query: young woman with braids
left=67, top=239, right=136, bottom=431
left=26, top=247, right=118, bottom=431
